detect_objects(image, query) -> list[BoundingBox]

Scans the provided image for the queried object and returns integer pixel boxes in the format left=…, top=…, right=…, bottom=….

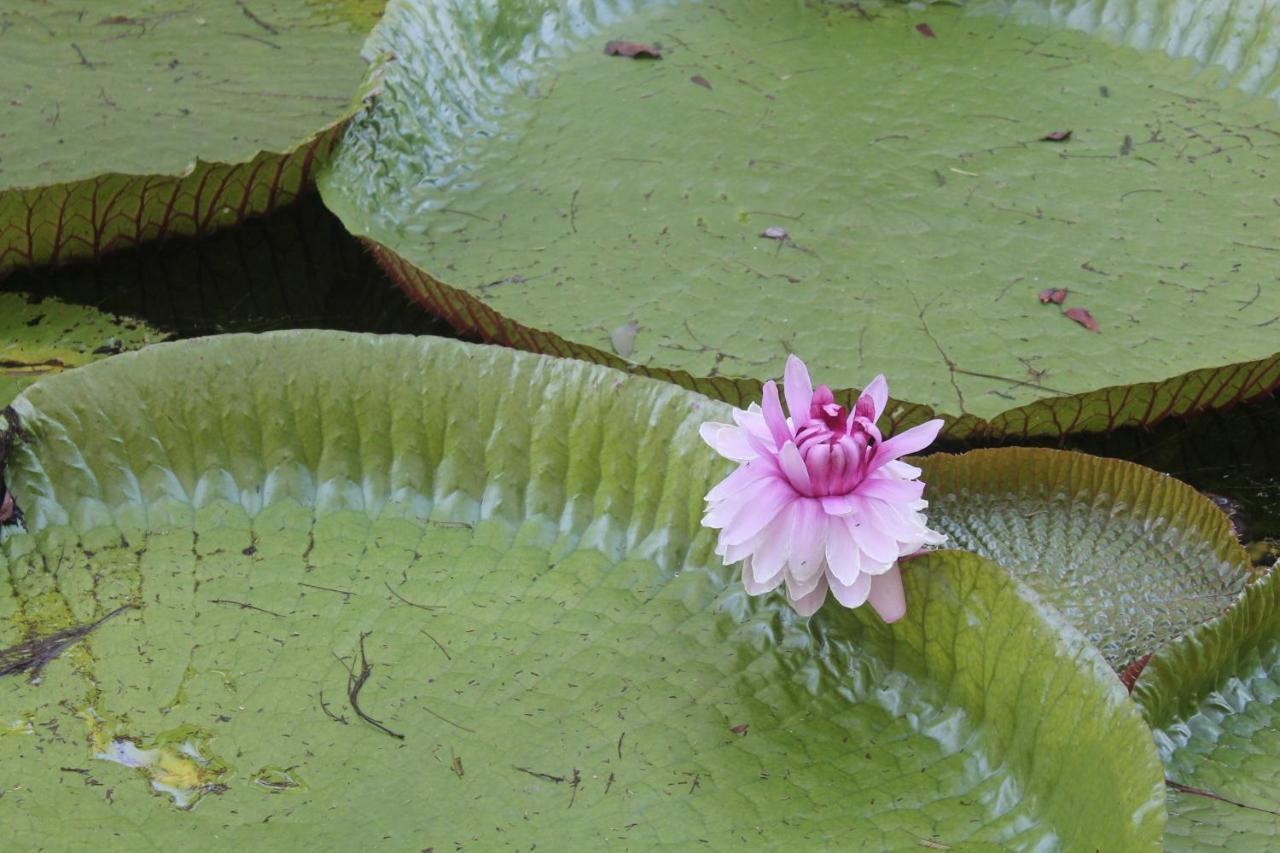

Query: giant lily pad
left=922, top=447, right=1257, bottom=669
left=0, top=0, right=384, bottom=275
left=0, top=333, right=1163, bottom=847
left=1134, top=558, right=1280, bottom=847
left=320, top=0, right=1280, bottom=438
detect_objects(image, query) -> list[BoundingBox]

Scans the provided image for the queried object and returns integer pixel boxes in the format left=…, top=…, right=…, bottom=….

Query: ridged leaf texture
left=0, top=333, right=1164, bottom=849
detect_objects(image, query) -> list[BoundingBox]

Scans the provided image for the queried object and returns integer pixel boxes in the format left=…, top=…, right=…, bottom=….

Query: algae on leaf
left=0, top=0, right=384, bottom=274
left=0, top=332, right=1164, bottom=849
left=320, top=0, right=1280, bottom=438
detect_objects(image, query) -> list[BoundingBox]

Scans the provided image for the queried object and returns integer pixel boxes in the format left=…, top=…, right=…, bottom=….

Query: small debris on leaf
left=610, top=321, right=641, bottom=358
left=1118, top=653, right=1152, bottom=692
left=451, top=755, right=465, bottom=778
left=690, top=74, right=712, bottom=90
left=760, top=226, right=789, bottom=241
left=1064, top=307, right=1100, bottom=332
left=730, top=723, right=749, bottom=736
left=915, top=23, right=936, bottom=38
left=1038, top=287, right=1068, bottom=305
left=1039, top=130, right=1073, bottom=142
left=603, top=41, right=662, bottom=59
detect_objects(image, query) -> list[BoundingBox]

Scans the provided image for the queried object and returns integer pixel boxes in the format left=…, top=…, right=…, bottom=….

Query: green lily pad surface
left=1135, top=562, right=1280, bottom=847
left=923, top=448, right=1256, bottom=669
left=0, top=292, right=162, bottom=405
left=0, top=0, right=383, bottom=274
left=321, top=0, right=1280, bottom=436
left=0, top=333, right=1164, bottom=848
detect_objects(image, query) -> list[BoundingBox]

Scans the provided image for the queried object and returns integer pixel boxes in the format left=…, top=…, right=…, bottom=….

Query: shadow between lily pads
left=0, top=332, right=1162, bottom=848
left=0, top=193, right=462, bottom=405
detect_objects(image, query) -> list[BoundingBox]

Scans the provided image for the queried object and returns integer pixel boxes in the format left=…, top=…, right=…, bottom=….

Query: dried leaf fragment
left=915, top=23, right=936, bottom=38
left=603, top=41, right=662, bottom=59
left=1039, top=130, right=1073, bottom=142
left=1065, top=307, right=1100, bottom=332
left=1038, top=288, right=1068, bottom=305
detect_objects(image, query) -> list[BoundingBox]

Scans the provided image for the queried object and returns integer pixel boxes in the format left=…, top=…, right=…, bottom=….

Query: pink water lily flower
left=700, top=355, right=946, bottom=621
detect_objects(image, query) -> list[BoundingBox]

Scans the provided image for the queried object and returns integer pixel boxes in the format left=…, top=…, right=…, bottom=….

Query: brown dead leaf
left=1038, top=287, right=1068, bottom=304
left=603, top=41, right=662, bottom=59
left=1064, top=307, right=1100, bottom=332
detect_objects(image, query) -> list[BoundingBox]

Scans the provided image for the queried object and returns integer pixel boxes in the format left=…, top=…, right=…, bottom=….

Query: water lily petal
left=855, top=374, right=889, bottom=423
left=786, top=497, right=827, bottom=582
left=751, top=506, right=795, bottom=583
left=856, top=476, right=925, bottom=503
left=820, top=494, right=856, bottom=516
left=705, top=459, right=774, bottom=503
left=703, top=473, right=780, bottom=529
left=778, top=441, right=813, bottom=495
left=787, top=575, right=829, bottom=616
left=868, top=419, right=944, bottom=473
left=848, top=500, right=900, bottom=564
left=867, top=566, right=907, bottom=623
left=720, top=483, right=797, bottom=546
left=861, top=495, right=925, bottom=542
left=741, top=558, right=784, bottom=595
left=829, top=570, right=872, bottom=608
left=785, top=564, right=826, bottom=599
left=760, top=380, right=792, bottom=449
left=783, top=354, right=813, bottom=425
left=824, top=514, right=862, bottom=585
left=699, top=421, right=754, bottom=462
left=882, top=459, right=922, bottom=480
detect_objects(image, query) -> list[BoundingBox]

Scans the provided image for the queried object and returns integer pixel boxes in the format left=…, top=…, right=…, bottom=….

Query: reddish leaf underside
left=0, top=126, right=342, bottom=278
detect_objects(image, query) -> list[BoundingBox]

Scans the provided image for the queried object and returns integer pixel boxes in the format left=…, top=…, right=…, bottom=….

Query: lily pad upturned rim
left=364, top=242, right=1280, bottom=442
